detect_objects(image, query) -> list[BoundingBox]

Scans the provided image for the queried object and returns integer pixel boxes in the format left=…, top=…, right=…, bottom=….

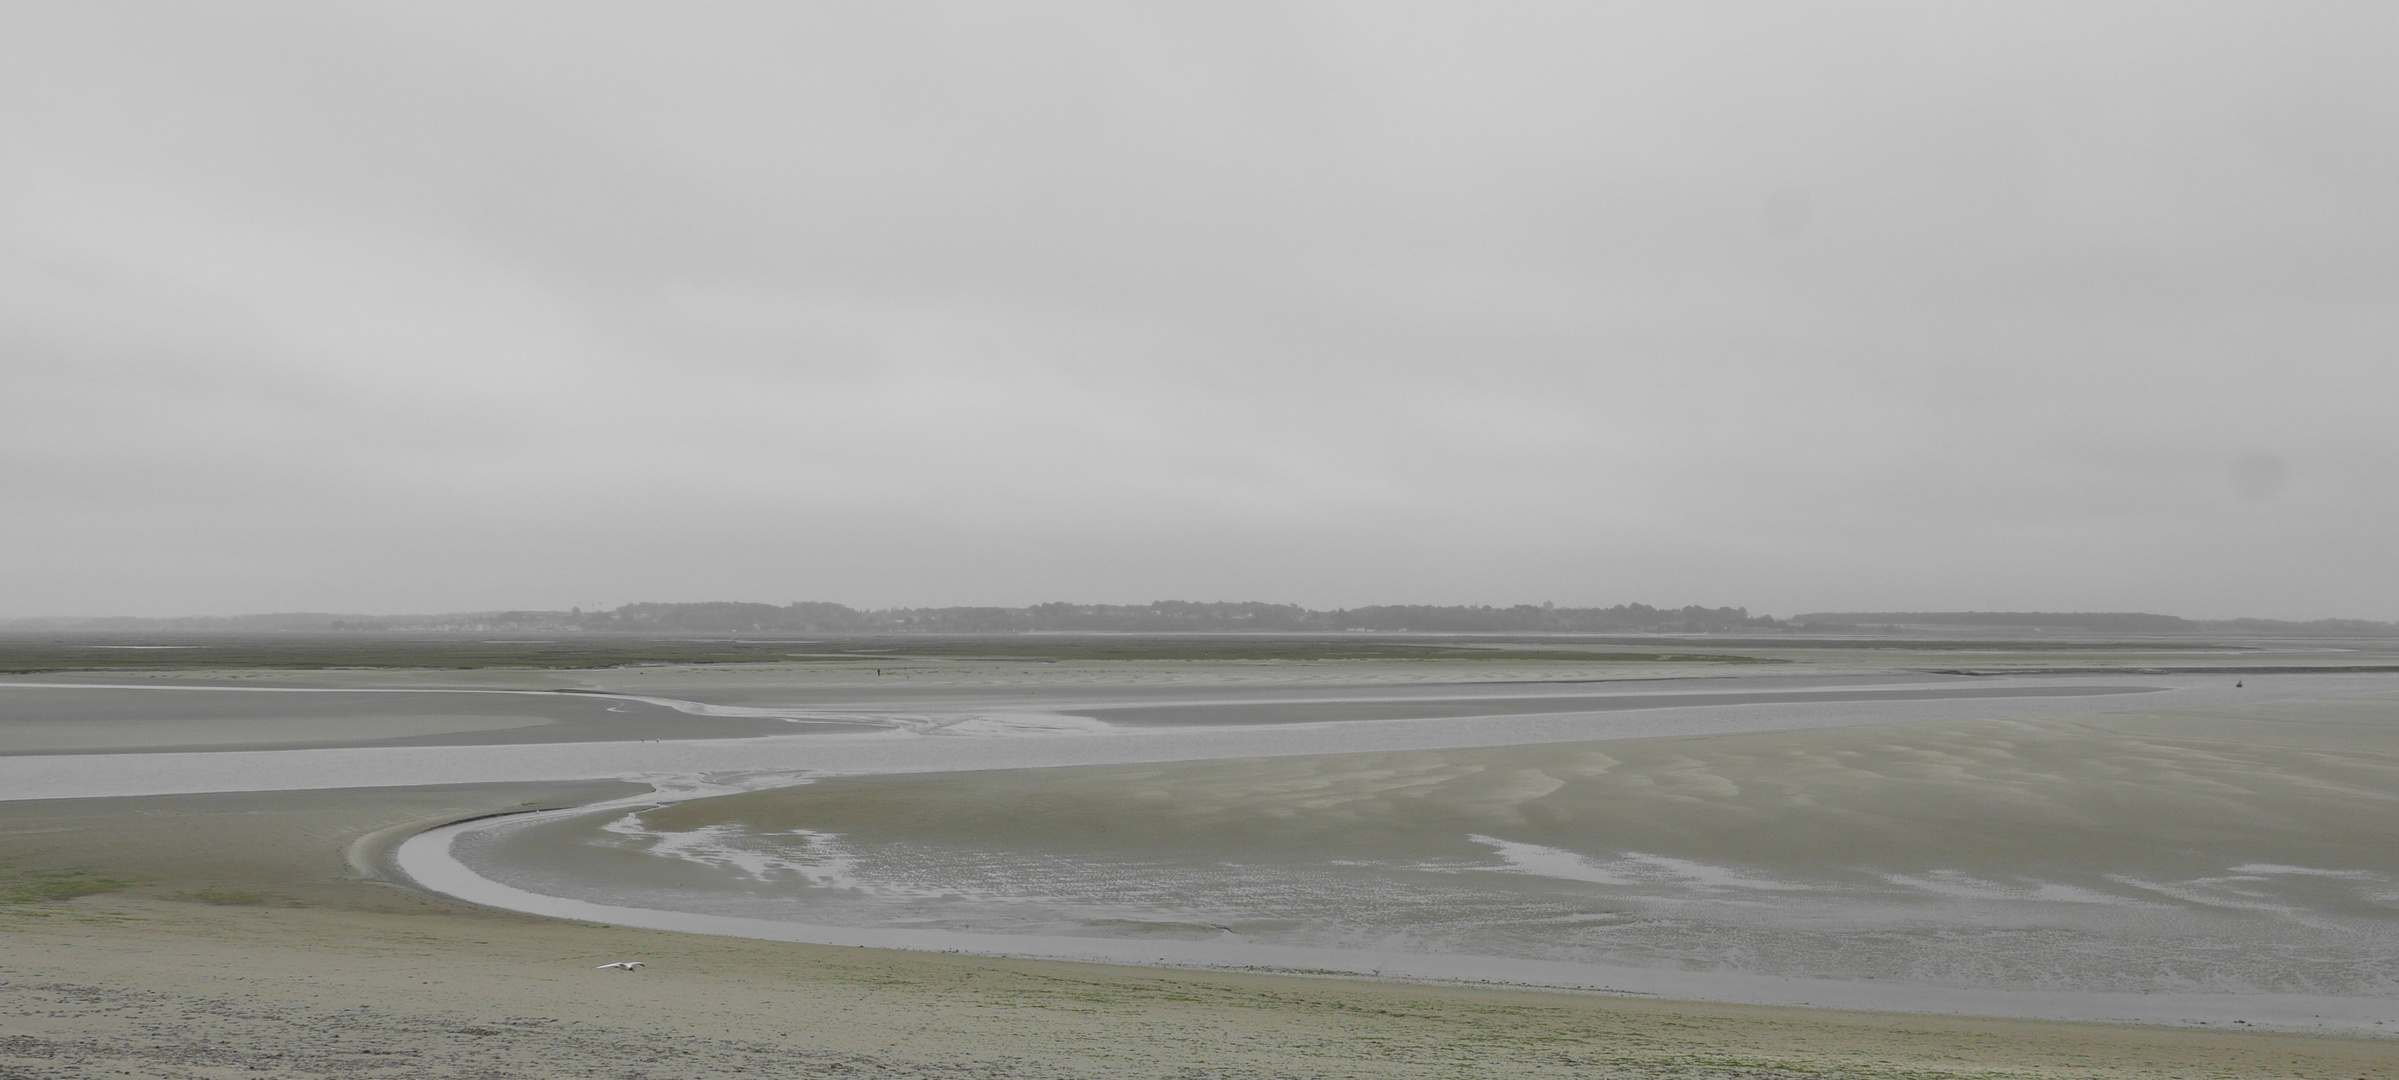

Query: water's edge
left=393, top=791, right=2399, bottom=1035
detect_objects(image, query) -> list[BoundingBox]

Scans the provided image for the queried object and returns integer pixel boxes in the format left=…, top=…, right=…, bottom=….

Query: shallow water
left=1074, top=682, right=2163, bottom=725
left=467, top=809, right=2399, bottom=999
left=0, top=682, right=805, bottom=753
left=0, top=671, right=2308, bottom=799
left=16, top=661, right=2399, bottom=1028
left=433, top=691, right=2399, bottom=1027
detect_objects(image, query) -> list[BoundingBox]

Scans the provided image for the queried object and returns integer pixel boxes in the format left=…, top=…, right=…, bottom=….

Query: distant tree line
left=1786, top=611, right=2399, bottom=636
left=561, top=600, right=1779, bottom=635
left=1787, top=611, right=2193, bottom=633
left=9, top=604, right=2395, bottom=637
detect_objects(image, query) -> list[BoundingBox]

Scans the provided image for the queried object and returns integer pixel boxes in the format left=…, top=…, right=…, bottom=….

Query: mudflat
left=0, top=683, right=802, bottom=754
left=489, top=694, right=2397, bottom=1021
left=4, top=783, right=2394, bottom=1078
left=1072, top=681, right=2164, bottom=725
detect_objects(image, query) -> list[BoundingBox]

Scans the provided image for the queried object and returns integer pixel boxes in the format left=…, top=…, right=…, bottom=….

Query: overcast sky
left=4, top=2, right=2395, bottom=619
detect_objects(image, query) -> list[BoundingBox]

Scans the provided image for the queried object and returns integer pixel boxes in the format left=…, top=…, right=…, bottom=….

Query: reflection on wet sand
left=460, top=694, right=2399, bottom=1023
left=1075, top=682, right=2163, bottom=725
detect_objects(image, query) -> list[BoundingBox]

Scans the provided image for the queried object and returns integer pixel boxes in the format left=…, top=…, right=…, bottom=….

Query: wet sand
left=0, top=683, right=807, bottom=754
left=4, top=783, right=2392, bottom=1079
left=2, top=670, right=2343, bottom=803
left=1075, top=681, right=2163, bottom=725
left=436, top=693, right=2399, bottom=1030
left=0, top=671, right=2053, bottom=753
left=8, top=653, right=2399, bottom=1075
left=0, top=671, right=2152, bottom=751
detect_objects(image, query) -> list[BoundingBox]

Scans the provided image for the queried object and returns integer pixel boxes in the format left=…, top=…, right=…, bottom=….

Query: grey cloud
left=2, top=2, right=2394, bottom=619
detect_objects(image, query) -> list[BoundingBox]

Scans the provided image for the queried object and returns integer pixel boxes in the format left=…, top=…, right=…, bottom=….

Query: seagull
left=595, top=961, right=645, bottom=971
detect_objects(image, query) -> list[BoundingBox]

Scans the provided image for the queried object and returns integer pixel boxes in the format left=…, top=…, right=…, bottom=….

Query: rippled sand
left=7, top=782, right=2394, bottom=1079
left=484, top=694, right=2399, bottom=1009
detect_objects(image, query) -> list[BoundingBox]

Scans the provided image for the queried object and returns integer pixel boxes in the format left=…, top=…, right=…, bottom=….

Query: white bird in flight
left=595, top=961, right=645, bottom=971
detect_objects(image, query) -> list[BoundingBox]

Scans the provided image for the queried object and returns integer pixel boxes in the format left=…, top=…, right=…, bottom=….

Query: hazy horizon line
left=4, top=600, right=2394, bottom=632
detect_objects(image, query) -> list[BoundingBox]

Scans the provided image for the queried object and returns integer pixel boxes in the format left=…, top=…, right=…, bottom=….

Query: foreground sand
left=4, top=784, right=2392, bottom=1078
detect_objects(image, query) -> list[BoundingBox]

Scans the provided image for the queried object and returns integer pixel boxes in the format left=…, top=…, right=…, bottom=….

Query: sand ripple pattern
left=467, top=698, right=2399, bottom=998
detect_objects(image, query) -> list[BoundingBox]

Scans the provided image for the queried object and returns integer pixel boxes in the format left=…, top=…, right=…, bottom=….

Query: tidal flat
left=5, top=636, right=2399, bottom=1075
left=452, top=694, right=2399, bottom=1027
left=7, top=778, right=2394, bottom=1078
